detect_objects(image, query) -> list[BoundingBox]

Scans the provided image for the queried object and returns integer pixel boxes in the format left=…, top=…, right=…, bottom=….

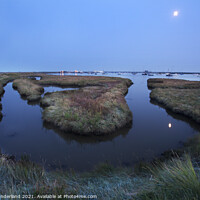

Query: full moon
left=173, top=11, right=179, bottom=17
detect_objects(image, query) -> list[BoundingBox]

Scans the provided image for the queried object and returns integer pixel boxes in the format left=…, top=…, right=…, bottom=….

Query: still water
left=0, top=73, right=200, bottom=170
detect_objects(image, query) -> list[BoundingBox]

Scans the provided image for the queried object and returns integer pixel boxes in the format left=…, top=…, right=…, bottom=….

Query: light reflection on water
left=0, top=73, right=199, bottom=171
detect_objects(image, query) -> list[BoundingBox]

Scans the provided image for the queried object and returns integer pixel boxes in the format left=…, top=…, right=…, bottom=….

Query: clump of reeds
left=139, top=155, right=200, bottom=200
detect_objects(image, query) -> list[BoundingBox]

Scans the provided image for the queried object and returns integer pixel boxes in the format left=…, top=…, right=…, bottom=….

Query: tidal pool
left=0, top=74, right=199, bottom=171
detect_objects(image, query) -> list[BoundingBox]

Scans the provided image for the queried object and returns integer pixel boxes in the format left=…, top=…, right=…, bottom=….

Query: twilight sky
left=0, top=0, right=200, bottom=72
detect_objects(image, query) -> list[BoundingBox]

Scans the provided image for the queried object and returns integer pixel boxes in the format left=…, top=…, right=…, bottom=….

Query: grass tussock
left=139, top=155, right=200, bottom=200
left=148, top=78, right=200, bottom=124
left=13, top=79, right=44, bottom=102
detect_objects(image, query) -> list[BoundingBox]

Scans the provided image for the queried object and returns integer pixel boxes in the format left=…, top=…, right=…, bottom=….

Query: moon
left=168, top=123, right=172, bottom=128
left=173, top=11, right=179, bottom=17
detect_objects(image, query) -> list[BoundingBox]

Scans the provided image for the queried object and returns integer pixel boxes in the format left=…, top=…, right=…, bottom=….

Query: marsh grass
left=38, top=75, right=132, bottom=88
left=94, top=162, right=115, bottom=175
left=150, top=88, right=200, bottom=123
left=184, top=134, right=200, bottom=157
left=148, top=78, right=200, bottom=89
left=40, top=77, right=133, bottom=135
left=0, top=73, right=22, bottom=96
left=138, top=155, right=200, bottom=200
left=13, top=79, right=44, bottom=102
left=69, top=90, right=109, bottom=115
left=148, top=78, right=200, bottom=124
left=0, top=155, right=151, bottom=200
left=1, top=154, right=200, bottom=199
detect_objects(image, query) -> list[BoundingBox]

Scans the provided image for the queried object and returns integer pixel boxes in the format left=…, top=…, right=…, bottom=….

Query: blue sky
left=0, top=0, right=200, bottom=72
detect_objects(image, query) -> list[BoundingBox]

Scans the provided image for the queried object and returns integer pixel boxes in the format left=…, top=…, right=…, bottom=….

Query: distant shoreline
left=1, top=71, right=200, bottom=74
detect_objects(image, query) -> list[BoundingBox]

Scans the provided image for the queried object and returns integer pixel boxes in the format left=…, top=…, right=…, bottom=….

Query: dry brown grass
left=148, top=78, right=200, bottom=124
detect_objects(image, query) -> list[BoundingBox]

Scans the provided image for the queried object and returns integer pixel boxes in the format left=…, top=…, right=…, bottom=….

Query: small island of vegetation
left=148, top=78, right=200, bottom=123
left=39, top=75, right=133, bottom=135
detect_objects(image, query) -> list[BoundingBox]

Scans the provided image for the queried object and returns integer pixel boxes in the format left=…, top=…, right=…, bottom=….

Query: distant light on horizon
left=173, top=10, right=179, bottom=17
left=168, top=123, right=172, bottom=128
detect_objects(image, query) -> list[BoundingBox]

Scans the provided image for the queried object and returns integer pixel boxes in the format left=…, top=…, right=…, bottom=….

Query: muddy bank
left=148, top=78, right=200, bottom=123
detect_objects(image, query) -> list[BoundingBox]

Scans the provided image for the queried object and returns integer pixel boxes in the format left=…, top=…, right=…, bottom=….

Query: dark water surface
left=0, top=74, right=200, bottom=171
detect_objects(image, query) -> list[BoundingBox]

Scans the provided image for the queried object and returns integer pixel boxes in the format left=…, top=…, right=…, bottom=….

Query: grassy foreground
left=0, top=153, right=200, bottom=200
left=148, top=78, right=200, bottom=123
